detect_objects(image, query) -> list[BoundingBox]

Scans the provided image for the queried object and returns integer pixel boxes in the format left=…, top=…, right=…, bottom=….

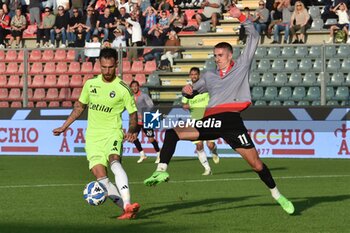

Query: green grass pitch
left=0, top=156, right=349, bottom=233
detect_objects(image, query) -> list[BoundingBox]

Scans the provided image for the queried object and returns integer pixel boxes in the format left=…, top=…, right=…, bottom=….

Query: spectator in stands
left=107, top=0, right=120, bottom=17
left=143, top=24, right=167, bottom=67
left=326, top=2, right=350, bottom=43
left=67, top=7, right=83, bottom=46
left=8, top=0, right=21, bottom=18
left=126, top=14, right=143, bottom=61
left=289, top=1, right=310, bottom=44
left=36, top=7, right=55, bottom=47
left=50, top=5, right=69, bottom=48
left=28, top=0, right=41, bottom=25
left=84, top=34, right=101, bottom=64
left=56, top=0, right=70, bottom=11
left=95, top=0, right=107, bottom=13
left=142, top=6, right=157, bottom=35
left=158, top=0, right=174, bottom=11
left=83, top=6, right=98, bottom=42
left=158, top=10, right=171, bottom=33
left=9, top=7, right=26, bottom=48
left=0, top=8, right=10, bottom=48
left=253, top=1, right=269, bottom=35
left=118, top=0, right=130, bottom=13
left=75, top=25, right=87, bottom=61
left=96, top=7, right=115, bottom=42
left=195, top=0, right=222, bottom=32
left=111, top=28, right=127, bottom=57
left=321, top=0, right=350, bottom=23
left=139, top=0, right=151, bottom=12
left=169, top=5, right=184, bottom=33
left=70, top=0, right=84, bottom=17
left=238, top=7, right=253, bottom=45
left=270, top=0, right=293, bottom=44
left=266, top=0, right=282, bottom=38
left=159, top=30, right=180, bottom=70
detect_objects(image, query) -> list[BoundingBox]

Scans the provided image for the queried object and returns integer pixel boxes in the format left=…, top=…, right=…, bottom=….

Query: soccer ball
left=83, top=181, right=108, bottom=206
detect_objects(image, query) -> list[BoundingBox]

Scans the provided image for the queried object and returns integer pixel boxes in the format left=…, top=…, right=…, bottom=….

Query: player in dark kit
left=144, top=5, right=295, bottom=215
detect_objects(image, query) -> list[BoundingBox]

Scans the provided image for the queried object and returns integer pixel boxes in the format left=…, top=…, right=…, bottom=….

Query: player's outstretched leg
left=209, top=143, right=220, bottom=164
left=197, top=149, right=212, bottom=175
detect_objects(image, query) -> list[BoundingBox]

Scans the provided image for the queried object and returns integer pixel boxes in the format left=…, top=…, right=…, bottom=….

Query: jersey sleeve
left=123, top=87, right=137, bottom=114
left=192, top=75, right=209, bottom=94
left=79, top=81, right=90, bottom=104
left=182, top=96, right=189, bottom=104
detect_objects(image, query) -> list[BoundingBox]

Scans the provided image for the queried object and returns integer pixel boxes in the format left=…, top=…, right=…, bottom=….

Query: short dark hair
left=99, top=48, right=118, bottom=61
left=189, top=67, right=200, bottom=74
left=214, top=42, right=233, bottom=54
left=130, top=80, right=140, bottom=87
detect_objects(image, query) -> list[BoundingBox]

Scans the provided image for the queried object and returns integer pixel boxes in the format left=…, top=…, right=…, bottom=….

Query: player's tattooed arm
left=128, top=111, right=138, bottom=134
left=53, top=101, right=87, bottom=136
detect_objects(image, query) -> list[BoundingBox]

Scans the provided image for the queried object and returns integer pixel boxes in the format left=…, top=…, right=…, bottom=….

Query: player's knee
left=206, top=142, right=215, bottom=150
left=196, top=144, right=204, bottom=151
left=251, top=159, right=263, bottom=172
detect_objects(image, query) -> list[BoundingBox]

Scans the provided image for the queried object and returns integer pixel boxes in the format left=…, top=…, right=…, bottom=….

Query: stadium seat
left=48, top=101, right=60, bottom=107
left=123, top=74, right=133, bottom=85
left=7, top=75, right=20, bottom=88
left=147, top=73, right=161, bottom=86
left=325, top=45, right=337, bottom=57
left=6, top=63, right=18, bottom=74
left=326, top=86, right=335, bottom=99
left=341, top=101, right=349, bottom=106
left=135, top=74, right=146, bottom=86
left=0, top=88, right=8, bottom=99
left=42, top=50, right=54, bottom=61
left=122, top=60, right=131, bottom=72
left=309, top=46, right=321, bottom=57
left=327, top=100, right=339, bottom=106
left=0, top=63, right=5, bottom=74
left=140, top=86, right=149, bottom=95
left=44, top=75, right=57, bottom=87
left=310, top=18, right=324, bottom=30
left=23, top=88, right=33, bottom=99
left=56, top=62, right=68, bottom=73
left=44, top=62, right=56, bottom=73
left=249, top=72, right=260, bottom=85
left=334, top=87, right=349, bottom=100
left=313, top=58, right=322, bottom=71
left=81, top=62, right=93, bottom=73
left=278, top=86, right=292, bottom=100
left=292, top=87, right=306, bottom=100
left=269, top=100, right=281, bottom=106
left=83, top=75, right=94, bottom=84
left=311, top=100, right=321, bottom=106
left=59, top=88, right=71, bottom=100
left=337, top=45, right=350, bottom=57
left=250, top=60, right=257, bottom=71
left=131, top=61, right=143, bottom=73
left=345, top=74, right=350, bottom=84
left=18, top=50, right=24, bottom=61
left=327, top=58, right=340, bottom=72
left=308, top=6, right=321, bottom=19
left=252, top=87, right=264, bottom=99
left=19, top=76, right=32, bottom=87
left=297, top=100, right=310, bottom=106
left=184, top=9, right=196, bottom=21
left=30, top=63, right=43, bottom=74
left=36, top=101, right=47, bottom=107
left=71, top=88, right=82, bottom=100
left=32, top=88, right=46, bottom=100
left=61, top=101, right=73, bottom=107
left=67, top=50, right=76, bottom=61
left=0, top=50, right=5, bottom=60
left=10, top=101, right=22, bottom=108
left=29, top=50, right=42, bottom=61
left=70, top=75, right=83, bottom=87
left=254, top=47, right=267, bottom=58
left=0, top=101, right=9, bottom=108
left=144, top=60, right=157, bottom=73
left=264, top=87, right=278, bottom=100
left=299, top=58, right=313, bottom=71
left=232, top=47, right=241, bottom=59
left=261, top=72, right=274, bottom=85
left=0, top=75, right=6, bottom=87
left=31, top=75, right=45, bottom=87
left=267, top=47, right=281, bottom=57
left=203, top=59, right=216, bottom=71
left=57, top=75, right=70, bottom=87
left=93, top=61, right=101, bottom=74
left=46, top=88, right=59, bottom=99
left=324, top=18, right=337, bottom=26
left=54, top=50, right=67, bottom=61
left=285, top=59, right=298, bottom=71
left=5, top=50, right=17, bottom=61
left=271, top=59, right=285, bottom=71
left=68, top=62, right=81, bottom=73
left=295, top=46, right=308, bottom=57
left=281, top=47, right=295, bottom=57
left=305, top=86, right=320, bottom=100
left=340, top=58, right=350, bottom=72
left=8, top=88, right=21, bottom=101
left=330, top=73, right=344, bottom=86
left=257, top=60, right=270, bottom=71
left=303, top=72, right=317, bottom=86
left=283, top=100, right=295, bottom=106
left=254, top=100, right=267, bottom=106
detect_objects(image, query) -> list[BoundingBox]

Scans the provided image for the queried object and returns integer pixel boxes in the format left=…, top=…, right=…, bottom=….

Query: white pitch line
left=0, top=174, right=349, bottom=189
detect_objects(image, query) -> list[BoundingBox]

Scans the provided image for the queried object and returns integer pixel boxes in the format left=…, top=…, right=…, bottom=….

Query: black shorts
left=194, top=112, right=255, bottom=149
left=136, top=124, right=155, bottom=137
left=199, top=13, right=221, bottom=22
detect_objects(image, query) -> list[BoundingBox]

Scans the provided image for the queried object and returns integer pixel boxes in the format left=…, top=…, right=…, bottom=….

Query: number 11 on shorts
left=238, top=134, right=248, bottom=145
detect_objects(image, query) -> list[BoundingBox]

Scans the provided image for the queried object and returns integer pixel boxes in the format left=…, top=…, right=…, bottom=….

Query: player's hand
left=124, top=132, right=137, bottom=142
left=52, top=127, right=66, bottom=136
left=228, top=4, right=242, bottom=18
left=182, top=84, right=193, bottom=95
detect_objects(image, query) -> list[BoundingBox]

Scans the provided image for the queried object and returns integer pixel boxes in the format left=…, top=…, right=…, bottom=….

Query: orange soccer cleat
left=117, top=203, right=140, bottom=220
